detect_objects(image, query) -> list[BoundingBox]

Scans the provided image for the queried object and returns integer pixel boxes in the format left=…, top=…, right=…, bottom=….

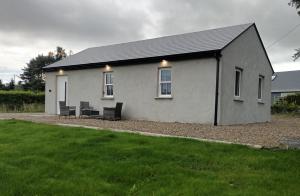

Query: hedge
left=0, top=90, right=45, bottom=106
left=284, top=93, right=300, bottom=105
left=272, top=93, right=300, bottom=114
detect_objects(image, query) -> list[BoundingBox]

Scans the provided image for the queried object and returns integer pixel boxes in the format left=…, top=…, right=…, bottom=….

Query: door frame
left=56, top=75, right=68, bottom=114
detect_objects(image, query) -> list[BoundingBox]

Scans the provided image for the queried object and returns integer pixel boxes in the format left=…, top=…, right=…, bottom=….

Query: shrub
left=272, top=94, right=300, bottom=114
left=284, top=93, right=300, bottom=105
left=0, top=90, right=45, bottom=112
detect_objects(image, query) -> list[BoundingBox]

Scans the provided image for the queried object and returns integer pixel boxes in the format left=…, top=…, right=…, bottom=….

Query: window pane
left=160, top=83, right=171, bottom=95
left=161, top=83, right=167, bottom=95
left=166, top=70, right=171, bottom=81
left=105, top=74, right=108, bottom=84
left=110, top=74, right=113, bottom=84
left=106, top=85, right=113, bottom=96
left=161, top=70, right=166, bottom=81
left=258, top=78, right=262, bottom=99
left=106, top=73, right=112, bottom=84
left=235, top=71, right=240, bottom=96
left=167, top=83, right=171, bottom=95
left=161, top=70, right=171, bottom=82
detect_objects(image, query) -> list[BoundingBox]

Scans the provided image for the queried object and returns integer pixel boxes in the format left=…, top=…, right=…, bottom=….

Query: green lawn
left=0, top=120, right=299, bottom=195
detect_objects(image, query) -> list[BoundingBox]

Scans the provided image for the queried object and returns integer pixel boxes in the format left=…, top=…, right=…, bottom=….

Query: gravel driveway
left=0, top=113, right=299, bottom=148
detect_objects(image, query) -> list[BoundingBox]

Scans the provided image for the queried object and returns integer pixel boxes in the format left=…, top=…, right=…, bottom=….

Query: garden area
left=0, top=120, right=299, bottom=195
left=272, top=93, right=300, bottom=115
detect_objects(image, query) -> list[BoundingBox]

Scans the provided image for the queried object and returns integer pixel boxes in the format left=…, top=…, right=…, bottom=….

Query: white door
left=56, top=76, right=68, bottom=114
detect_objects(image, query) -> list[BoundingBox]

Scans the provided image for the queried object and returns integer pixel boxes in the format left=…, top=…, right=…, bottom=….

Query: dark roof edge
left=274, top=70, right=300, bottom=74
left=272, top=89, right=300, bottom=93
left=221, top=23, right=274, bottom=74
left=253, top=24, right=274, bottom=74
left=43, top=50, right=220, bottom=72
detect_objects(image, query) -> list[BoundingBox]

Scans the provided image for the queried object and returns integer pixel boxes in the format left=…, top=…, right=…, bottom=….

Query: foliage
left=0, top=80, right=5, bottom=90
left=293, top=48, right=300, bottom=61
left=289, top=0, right=300, bottom=15
left=284, top=93, right=300, bottom=105
left=271, top=101, right=299, bottom=114
left=7, top=79, right=15, bottom=90
left=272, top=93, right=300, bottom=114
left=20, top=47, right=67, bottom=91
left=0, top=90, right=44, bottom=112
left=0, top=79, right=19, bottom=91
left=289, top=0, right=300, bottom=60
left=0, top=103, right=44, bottom=113
left=0, top=120, right=300, bottom=195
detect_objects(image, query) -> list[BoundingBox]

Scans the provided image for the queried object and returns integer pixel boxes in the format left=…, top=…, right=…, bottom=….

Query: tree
left=0, top=79, right=5, bottom=90
left=55, top=46, right=67, bottom=61
left=15, top=81, right=23, bottom=90
left=20, top=47, right=67, bottom=91
left=289, top=0, right=300, bottom=15
left=289, top=0, right=300, bottom=60
left=7, top=78, right=15, bottom=90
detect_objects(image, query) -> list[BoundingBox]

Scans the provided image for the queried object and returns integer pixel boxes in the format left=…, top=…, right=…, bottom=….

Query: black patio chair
left=59, top=101, right=76, bottom=118
left=102, top=102, right=123, bottom=120
left=79, top=101, right=99, bottom=118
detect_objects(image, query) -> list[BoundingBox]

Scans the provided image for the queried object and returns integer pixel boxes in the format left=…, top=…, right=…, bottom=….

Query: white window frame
left=158, top=68, right=172, bottom=97
left=234, top=68, right=242, bottom=98
left=258, top=75, right=264, bottom=101
left=103, top=72, right=113, bottom=98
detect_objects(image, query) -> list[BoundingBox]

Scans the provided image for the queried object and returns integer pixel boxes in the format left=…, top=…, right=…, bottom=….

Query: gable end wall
left=219, top=25, right=273, bottom=125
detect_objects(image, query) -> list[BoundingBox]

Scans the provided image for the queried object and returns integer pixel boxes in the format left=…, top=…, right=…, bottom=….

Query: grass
left=0, top=120, right=299, bottom=195
left=0, top=103, right=44, bottom=113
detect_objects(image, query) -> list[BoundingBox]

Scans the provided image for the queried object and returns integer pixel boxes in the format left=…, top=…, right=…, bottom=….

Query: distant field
left=0, top=120, right=299, bottom=195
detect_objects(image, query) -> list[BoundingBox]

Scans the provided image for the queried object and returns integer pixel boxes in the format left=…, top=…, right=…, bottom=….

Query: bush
left=272, top=94, right=300, bottom=114
left=284, top=93, right=300, bottom=105
left=0, top=91, right=45, bottom=112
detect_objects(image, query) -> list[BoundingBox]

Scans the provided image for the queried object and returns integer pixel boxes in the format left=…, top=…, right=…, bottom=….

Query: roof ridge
left=85, top=23, right=254, bottom=51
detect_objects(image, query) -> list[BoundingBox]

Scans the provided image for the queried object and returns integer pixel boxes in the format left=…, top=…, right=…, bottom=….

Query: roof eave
left=272, top=89, right=300, bottom=93
left=43, top=49, right=220, bottom=72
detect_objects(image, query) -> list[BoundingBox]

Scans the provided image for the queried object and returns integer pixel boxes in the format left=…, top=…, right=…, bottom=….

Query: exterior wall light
left=105, top=65, right=111, bottom=71
left=58, top=69, right=64, bottom=75
left=161, top=60, right=168, bottom=67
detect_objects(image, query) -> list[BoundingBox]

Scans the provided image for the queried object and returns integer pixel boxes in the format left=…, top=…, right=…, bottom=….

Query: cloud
left=0, top=0, right=299, bottom=82
left=147, top=0, right=300, bottom=66
left=0, top=0, right=153, bottom=45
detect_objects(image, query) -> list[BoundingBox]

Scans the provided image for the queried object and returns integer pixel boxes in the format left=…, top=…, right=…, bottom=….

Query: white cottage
left=44, top=23, right=274, bottom=125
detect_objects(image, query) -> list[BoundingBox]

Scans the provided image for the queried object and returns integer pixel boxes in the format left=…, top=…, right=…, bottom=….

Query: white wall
left=45, top=26, right=273, bottom=125
left=45, top=58, right=217, bottom=123
left=218, top=26, right=273, bottom=125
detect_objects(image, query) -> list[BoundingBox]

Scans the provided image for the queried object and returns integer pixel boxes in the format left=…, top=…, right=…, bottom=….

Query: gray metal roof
left=45, top=23, right=253, bottom=69
left=272, top=70, right=300, bottom=92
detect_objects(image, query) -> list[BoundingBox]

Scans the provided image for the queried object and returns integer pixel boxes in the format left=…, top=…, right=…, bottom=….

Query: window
left=159, top=68, right=171, bottom=97
left=103, top=72, right=113, bottom=97
left=258, top=75, right=264, bottom=100
left=234, top=68, right=242, bottom=97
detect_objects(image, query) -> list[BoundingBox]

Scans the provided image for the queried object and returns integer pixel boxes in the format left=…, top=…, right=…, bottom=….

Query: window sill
left=101, top=97, right=114, bottom=100
left=257, top=100, right=265, bottom=104
left=233, top=97, right=244, bottom=102
left=155, top=96, right=173, bottom=100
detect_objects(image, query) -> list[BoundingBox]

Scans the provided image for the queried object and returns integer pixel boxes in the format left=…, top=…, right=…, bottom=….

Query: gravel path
left=0, top=113, right=299, bottom=148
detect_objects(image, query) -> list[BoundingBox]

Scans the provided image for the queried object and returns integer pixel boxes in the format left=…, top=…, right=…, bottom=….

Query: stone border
left=56, top=123, right=263, bottom=149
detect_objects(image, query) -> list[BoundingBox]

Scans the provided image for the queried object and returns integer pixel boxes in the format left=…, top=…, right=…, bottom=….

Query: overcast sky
left=0, top=0, right=299, bottom=82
